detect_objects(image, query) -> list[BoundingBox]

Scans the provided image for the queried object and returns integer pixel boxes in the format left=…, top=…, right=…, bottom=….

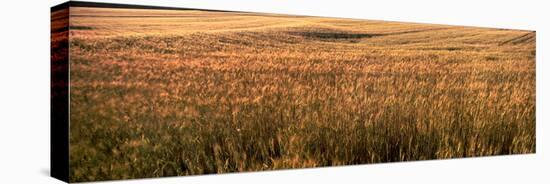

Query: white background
left=0, top=0, right=547, bottom=183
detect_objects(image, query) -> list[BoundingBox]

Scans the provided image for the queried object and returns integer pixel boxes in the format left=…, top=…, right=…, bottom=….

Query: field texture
left=64, top=7, right=535, bottom=182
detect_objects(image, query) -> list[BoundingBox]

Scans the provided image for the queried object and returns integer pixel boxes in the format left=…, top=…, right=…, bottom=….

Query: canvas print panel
left=54, top=2, right=535, bottom=182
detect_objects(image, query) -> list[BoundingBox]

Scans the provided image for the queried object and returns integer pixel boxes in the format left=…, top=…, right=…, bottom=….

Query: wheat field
left=62, top=7, right=535, bottom=182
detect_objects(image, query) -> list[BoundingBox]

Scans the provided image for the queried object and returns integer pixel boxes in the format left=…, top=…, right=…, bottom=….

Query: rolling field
left=62, top=7, right=535, bottom=182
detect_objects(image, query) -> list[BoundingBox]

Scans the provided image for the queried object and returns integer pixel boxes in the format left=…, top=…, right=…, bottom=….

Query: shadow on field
left=288, top=27, right=449, bottom=43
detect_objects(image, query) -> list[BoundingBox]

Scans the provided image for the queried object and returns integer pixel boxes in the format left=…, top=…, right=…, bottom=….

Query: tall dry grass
left=65, top=7, right=535, bottom=182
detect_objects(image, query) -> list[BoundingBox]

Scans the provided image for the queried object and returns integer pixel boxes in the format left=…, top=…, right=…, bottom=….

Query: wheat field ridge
left=62, top=6, right=535, bottom=182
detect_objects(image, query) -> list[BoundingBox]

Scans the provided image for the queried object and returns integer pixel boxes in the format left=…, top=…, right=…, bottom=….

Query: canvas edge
left=51, top=1, right=70, bottom=183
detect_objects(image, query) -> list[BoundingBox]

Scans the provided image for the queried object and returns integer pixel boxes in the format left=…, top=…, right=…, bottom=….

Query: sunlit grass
left=64, top=7, right=535, bottom=182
